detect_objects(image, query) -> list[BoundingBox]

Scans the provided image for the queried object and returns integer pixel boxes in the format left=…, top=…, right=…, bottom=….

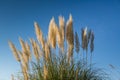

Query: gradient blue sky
left=0, top=0, right=120, bottom=80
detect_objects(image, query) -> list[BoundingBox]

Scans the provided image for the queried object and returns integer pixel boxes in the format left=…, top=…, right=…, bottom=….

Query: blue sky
left=0, top=0, right=120, bottom=80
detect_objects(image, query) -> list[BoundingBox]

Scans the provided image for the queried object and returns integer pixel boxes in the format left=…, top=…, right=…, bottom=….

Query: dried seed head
left=83, top=27, right=87, bottom=37
left=19, top=38, right=31, bottom=63
left=59, top=16, right=65, bottom=28
left=66, top=16, right=74, bottom=47
left=57, top=30, right=63, bottom=49
left=81, top=27, right=88, bottom=50
left=69, top=14, right=72, bottom=22
left=66, top=14, right=74, bottom=61
left=58, top=16, right=65, bottom=52
left=48, top=17, right=57, bottom=48
left=25, top=42, right=31, bottom=61
left=19, top=51, right=29, bottom=71
left=88, top=29, right=91, bottom=41
left=9, top=41, right=20, bottom=62
left=23, top=52, right=29, bottom=65
left=44, top=42, right=50, bottom=61
left=30, top=39, right=40, bottom=61
left=90, top=31, right=94, bottom=53
left=19, top=37, right=26, bottom=53
left=81, top=28, right=85, bottom=49
left=87, top=29, right=91, bottom=45
left=34, top=22, right=45, bottom=49
left=67, top=45, right=74, bottom=63
left=66, top=14, right=74, bottom=46
left=75, top=32, right=80, bottom=53
left=22, top=65, right=29, bottom=80
left=23, top=60, right=29, bottom=71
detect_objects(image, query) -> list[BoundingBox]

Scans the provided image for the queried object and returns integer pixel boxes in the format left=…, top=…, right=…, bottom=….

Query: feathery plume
left=67, top=45, right=74, bottom=63
left=44, top=42, right=50, bottom=61
left=75, top=32, right=80, bottom=53
left=9, top=41, right=20, bottom=62
left=66, top=14, right=74, bottom=63
left=19, top=51, right=29, bottom=71
left=22, top=65, right=29, bottom=80
left=30, top=39, right=40, bottom=61
left=25, top=42, right=31, bottom=61
left=84, top=27, right=88, bottom=50
left=34, top=22, right=45, bottom=49
left=59, top=16, right=65, bottom=41
left=84, top=27, right=87, bottom=37
left=90, top=31, right=94, bottom=65
left=58, top=16, right=65, bottom=52
left=66, top=14, right=74, bottom=46
left=90, top=31, right=94, bottom=53
left=48, top=17, right=57, bottom=48
left=81, top=28, right=84, bottom=48
left=19, top=37, right=26, bottom=53
left=81, top=27, right=88, bottom=50
left=57, top=29, right=62, bottom=48
left=19, top=38, right=30, bottom=64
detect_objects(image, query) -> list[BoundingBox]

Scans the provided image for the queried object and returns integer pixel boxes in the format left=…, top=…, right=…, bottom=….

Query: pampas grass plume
left=30, top=39, right=40, bottom=61
left=48, top=17, right=57, bottom=48
left=9, top=41, right=21, bottom=62
left=34, top=22, right=45, bottom=49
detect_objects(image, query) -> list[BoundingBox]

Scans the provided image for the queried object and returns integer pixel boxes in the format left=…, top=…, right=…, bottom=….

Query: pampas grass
left=9, top=14, right=106, bottom=80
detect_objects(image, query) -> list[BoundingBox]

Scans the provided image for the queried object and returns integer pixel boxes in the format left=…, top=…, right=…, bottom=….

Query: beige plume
left=57, top=16, right=65, bottom=52
left=44, top=42, right=50, bottom=61
left=9, top=41, right=20, bottom=62
left=66, top=14, right=74, bottom=46
left=19, top=37, right=26, bottom=53
left=18, top=51, right=29, bottom=71
left=19, top=38, right=31, bottom=64
left=30, top=39, right=40, bottom=61
left=48, top=17, right=58, bottom=48
left=66, top=14, right=74, bottom=63
left=25, top=42, right=31, bottom=61
left=34, top=22, right=45, bottom=49
left=83, top=27, right=87, bottom=37
left=22, top=65, right=29, bottom=80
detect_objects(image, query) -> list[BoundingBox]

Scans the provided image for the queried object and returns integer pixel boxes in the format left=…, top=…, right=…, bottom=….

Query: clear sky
left=0, top=0, right=120, bottom=80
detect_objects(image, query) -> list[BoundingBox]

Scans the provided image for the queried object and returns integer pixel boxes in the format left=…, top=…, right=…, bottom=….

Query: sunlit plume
left=44, top=42, right=50, bottom=61
left=30, top=39, right=40, bottom=61
left=48, top=17, right=57, bottom=48
left=9, top=41, right=20, bottom=62
left=58, top=16, right=65, bottom=52
left=66, top=14, right=74, bottom=63
left=34, top=22, right=45, bottom=49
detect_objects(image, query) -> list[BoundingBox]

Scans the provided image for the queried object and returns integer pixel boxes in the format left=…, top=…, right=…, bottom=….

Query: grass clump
left=9, top=14, right=106, bottom=80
